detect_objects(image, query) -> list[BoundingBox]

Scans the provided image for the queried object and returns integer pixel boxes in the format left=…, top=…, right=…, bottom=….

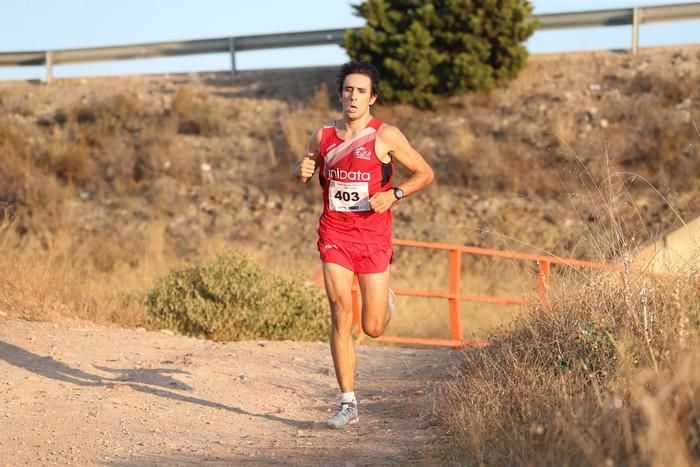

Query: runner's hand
left=297, top=153, right=316, bottom=180
left=369, top=190, right=396, bottom=213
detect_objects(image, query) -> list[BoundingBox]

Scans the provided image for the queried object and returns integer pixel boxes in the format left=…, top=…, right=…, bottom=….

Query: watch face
left=394, top=187, right=404, bottom=199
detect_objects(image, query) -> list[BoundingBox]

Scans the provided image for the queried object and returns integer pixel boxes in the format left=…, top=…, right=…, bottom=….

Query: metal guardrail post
left=228, top=37, right=236, bottom=76
left=44, top=51, right=53, bottom=83
left=632, top=7, right=641, bottom=54
left=448, top=250, right=463, bottom=341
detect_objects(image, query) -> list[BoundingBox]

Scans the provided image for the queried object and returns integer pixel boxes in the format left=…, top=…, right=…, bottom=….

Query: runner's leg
left=322, top=262, right=357, bottom=393
left=358, top=266, right=391, bottom=338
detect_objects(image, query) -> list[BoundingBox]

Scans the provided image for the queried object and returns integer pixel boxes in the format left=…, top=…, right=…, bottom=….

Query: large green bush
left=345, top=0, right=539, bottom=108
left=146, top=249, right=329, bottom=341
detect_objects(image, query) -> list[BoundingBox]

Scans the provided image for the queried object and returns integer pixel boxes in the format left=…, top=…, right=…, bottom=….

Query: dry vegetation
left=438, top=265, right=699, bottom=466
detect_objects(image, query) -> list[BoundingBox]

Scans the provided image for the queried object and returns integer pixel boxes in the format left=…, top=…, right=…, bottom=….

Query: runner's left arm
left=369, top=125, right=434, bottom=213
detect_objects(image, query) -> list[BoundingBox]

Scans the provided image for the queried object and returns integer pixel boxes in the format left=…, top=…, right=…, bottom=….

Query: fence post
left=537, top=260, right=551, bottom=307
left=44, top=51, right=54, bottom=84
left=448, top=250, right=463, bottom=341
left=632, top=7, right=641, bottom=54
left=228, top=37, right=237, bottom=77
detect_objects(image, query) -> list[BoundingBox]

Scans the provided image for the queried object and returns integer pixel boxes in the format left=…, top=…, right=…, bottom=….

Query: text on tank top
left=317, top=117, right=394, bottom=243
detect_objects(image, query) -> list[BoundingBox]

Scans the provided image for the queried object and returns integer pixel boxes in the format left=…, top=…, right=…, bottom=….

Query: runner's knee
left=329, top=298, right=353, bottom=328
left=362, top=317, right=386, bottom=338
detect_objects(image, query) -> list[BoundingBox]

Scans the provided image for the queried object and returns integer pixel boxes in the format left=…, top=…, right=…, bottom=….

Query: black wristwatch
left=392, top=186, right=404, bottom=200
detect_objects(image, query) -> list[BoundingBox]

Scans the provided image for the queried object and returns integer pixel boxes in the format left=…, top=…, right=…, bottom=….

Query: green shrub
left=145, top=249, right=330, bottom=341
left=345, top=0, right=538, bottom=108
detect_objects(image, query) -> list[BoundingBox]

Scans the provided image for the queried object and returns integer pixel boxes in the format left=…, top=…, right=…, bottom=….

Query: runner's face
left=340, top=74, right=376, bottom=120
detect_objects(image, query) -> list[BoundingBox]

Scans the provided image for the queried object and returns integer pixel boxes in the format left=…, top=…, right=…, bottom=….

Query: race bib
left=329, top=180, right=370, bottom=212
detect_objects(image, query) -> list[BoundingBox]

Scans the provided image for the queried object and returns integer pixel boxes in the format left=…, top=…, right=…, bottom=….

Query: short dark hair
left=336, top=61, right=381, bottom=98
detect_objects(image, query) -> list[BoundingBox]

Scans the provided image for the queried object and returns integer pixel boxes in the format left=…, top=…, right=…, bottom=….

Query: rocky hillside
left=0, top=46, right=698, bottom=291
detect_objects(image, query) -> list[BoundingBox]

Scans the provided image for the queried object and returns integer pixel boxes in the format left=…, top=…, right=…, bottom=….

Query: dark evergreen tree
left=344, top=0, right=539, bottom=108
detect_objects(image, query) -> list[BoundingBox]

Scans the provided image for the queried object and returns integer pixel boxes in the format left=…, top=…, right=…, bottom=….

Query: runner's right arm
left=294, top=128, right=322, bottom=184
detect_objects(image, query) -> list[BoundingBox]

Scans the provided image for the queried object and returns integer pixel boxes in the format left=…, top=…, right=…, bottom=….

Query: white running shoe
left=327, top=401, right=359, bottom=429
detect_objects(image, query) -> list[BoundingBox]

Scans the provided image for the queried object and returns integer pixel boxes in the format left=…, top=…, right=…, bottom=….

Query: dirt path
left=0, top=320, right=457, bottom=466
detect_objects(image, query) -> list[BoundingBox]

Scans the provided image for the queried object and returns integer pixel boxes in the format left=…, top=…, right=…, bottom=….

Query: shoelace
left=337, top=403, right=356, bottom=416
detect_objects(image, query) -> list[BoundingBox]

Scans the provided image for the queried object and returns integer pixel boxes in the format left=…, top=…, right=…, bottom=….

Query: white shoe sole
left=327, top=416, right=359, bottom=429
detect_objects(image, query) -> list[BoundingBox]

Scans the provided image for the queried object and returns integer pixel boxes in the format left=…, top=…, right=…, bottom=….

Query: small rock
left=676, top=98, right=692, bottom=110
left=529, top=423, right=545, bottom=435
left=586, top=107, right=600, bottom=122
left=160, top=329, right=175, bottom=336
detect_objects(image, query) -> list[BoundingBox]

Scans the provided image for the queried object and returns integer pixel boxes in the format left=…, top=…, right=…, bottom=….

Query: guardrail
left=354, top=239, right=624, bottom=349
left=312, top=238, right=697, bottom=349
left=312, top=239, right=625, bottom=348
left=1, top=2, right=699, bottom=83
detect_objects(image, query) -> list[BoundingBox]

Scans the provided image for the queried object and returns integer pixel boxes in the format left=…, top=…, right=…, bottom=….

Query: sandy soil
left=0, top=320, right=459, bottom=466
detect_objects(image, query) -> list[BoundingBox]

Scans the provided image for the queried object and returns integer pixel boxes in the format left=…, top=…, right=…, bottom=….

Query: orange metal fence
left=314, top=238, right=623, bottom=349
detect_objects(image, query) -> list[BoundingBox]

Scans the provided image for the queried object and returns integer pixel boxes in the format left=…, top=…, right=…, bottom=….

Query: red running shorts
left=318, top=239, right=393, bottom=274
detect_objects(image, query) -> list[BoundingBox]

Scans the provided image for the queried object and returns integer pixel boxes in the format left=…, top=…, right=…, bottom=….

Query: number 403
left=334, top=191, right=360, bottom=202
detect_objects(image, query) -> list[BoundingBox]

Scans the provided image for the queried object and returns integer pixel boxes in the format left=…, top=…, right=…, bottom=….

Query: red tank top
left=317, top=117, right=393, bottom=244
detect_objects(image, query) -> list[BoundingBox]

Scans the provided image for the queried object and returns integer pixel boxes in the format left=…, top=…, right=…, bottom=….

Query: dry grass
left=0, top=221, right=148, bottom=327
left=437, top=266, right=699, bottom=466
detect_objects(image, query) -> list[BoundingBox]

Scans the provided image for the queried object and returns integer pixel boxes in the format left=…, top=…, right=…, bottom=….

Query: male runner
left=294, top=61, right=434, bottom=429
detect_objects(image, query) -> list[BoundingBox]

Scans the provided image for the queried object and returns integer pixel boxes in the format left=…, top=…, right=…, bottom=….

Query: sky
left=0, top=0, right=699, bottom=81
